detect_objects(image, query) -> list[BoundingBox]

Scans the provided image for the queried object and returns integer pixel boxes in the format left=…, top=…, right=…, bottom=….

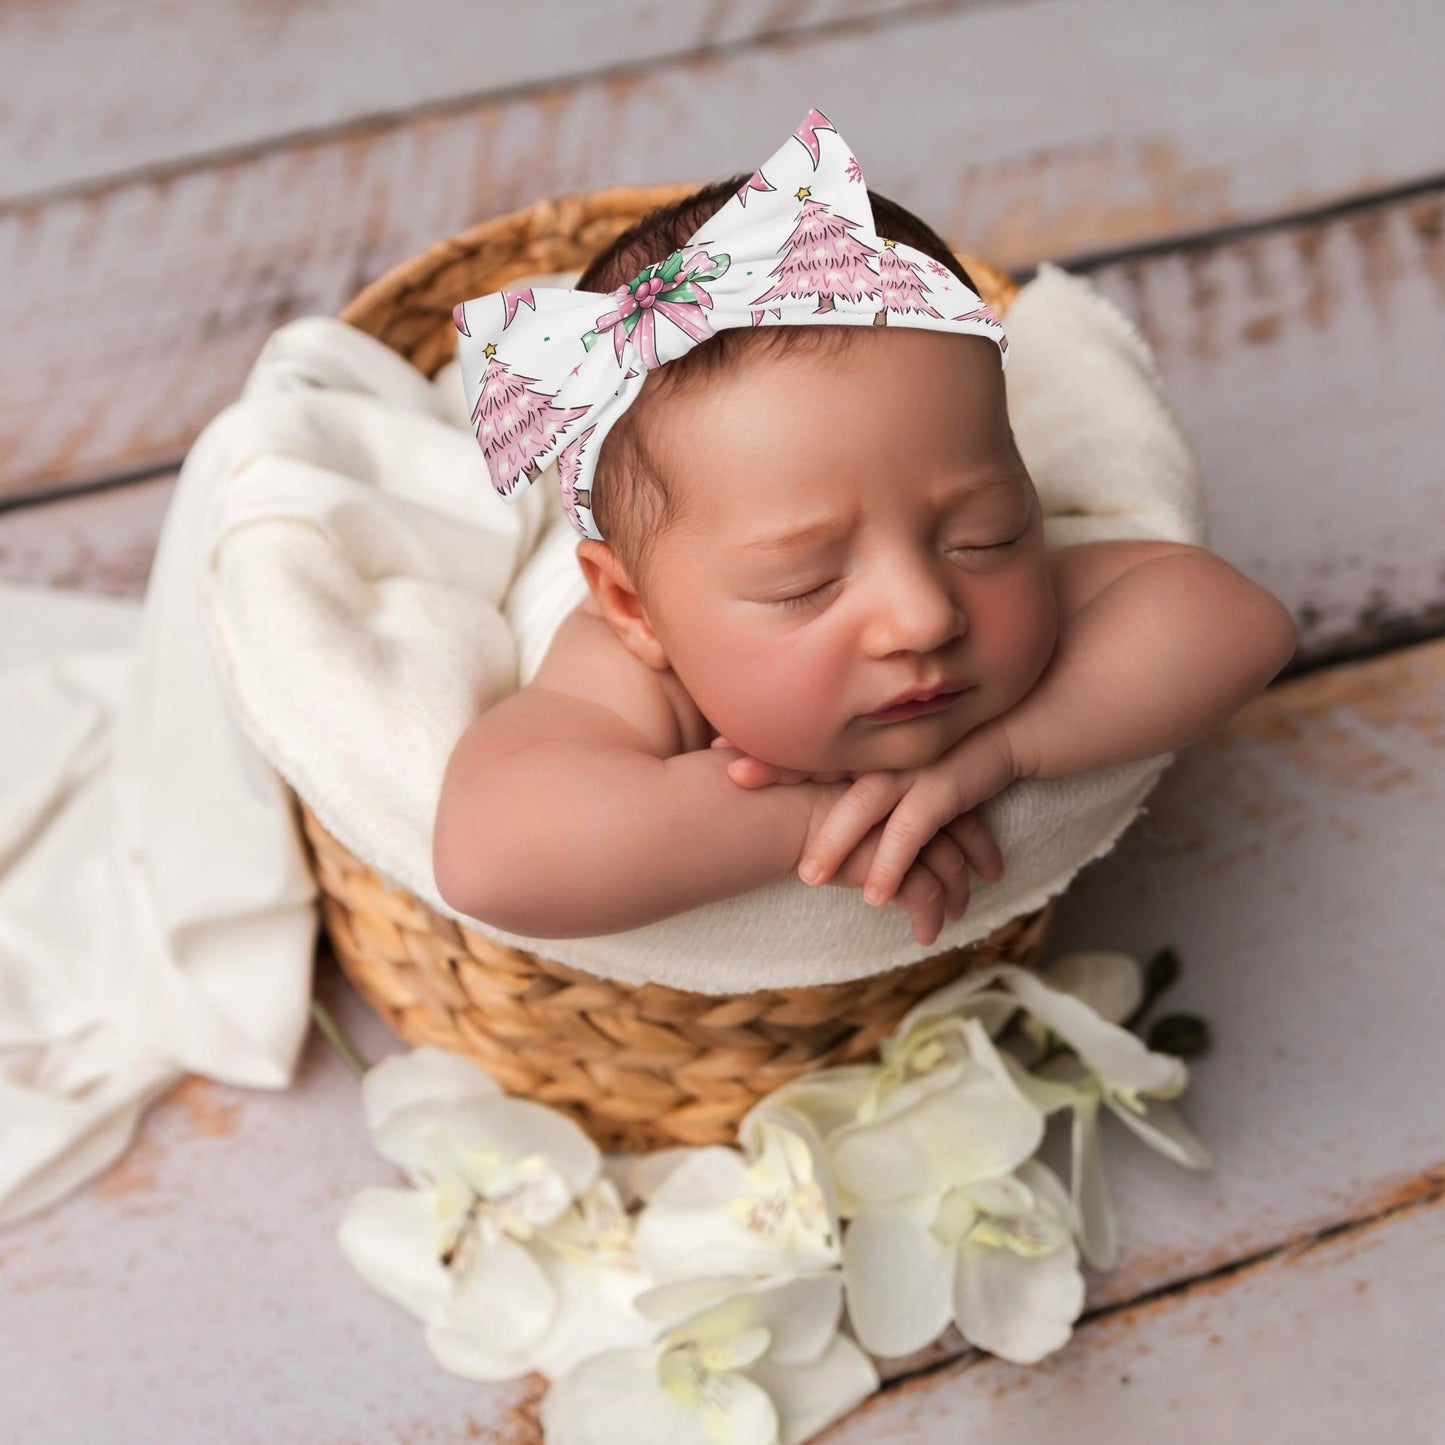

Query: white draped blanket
left=0, top=261, right=1206, bottom=1227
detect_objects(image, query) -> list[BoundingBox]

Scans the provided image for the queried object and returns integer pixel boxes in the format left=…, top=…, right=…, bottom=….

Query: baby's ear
left=575, top=540, right=670, bottom=671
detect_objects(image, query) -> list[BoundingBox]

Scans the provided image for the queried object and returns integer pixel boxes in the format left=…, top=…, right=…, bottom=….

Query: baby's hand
left=794, top=805, right=983, bottom=945
left=799, top=724, right=1018, bottom=907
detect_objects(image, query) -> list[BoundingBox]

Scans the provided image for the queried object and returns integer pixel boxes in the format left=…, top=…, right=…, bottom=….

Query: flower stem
left=310, top=994, right=370, bottom=1078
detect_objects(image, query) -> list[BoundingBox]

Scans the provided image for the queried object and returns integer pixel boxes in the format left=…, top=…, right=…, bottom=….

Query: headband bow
left=452, top=105, right=1009, bottom=540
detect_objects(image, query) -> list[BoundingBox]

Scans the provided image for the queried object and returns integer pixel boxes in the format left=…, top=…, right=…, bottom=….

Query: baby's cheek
left=716, top=645, right=847, bottom=768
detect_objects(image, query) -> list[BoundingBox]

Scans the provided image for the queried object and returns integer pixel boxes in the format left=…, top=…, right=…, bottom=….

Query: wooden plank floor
left=1, top=3, right=1441, bottom=1439
left=2, top=638, right=1439, bottom=1441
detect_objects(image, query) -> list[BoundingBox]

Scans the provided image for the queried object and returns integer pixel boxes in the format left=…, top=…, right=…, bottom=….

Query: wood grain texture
left=1, top=637, right=1441, bottom=1439
left=0, top=474, right=175, bottom=597
left=1084, top=188, right=1445, bottom=662
left=837, top=1192, right=1445, bottom=1443
left=0, top=0, right=950, bottom=200
left=3, top=187, right=1440, bottom=664
left=6, top=0, right=1445, bottom=501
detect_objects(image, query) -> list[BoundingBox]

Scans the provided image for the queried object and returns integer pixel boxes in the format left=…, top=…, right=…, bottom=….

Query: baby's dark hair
left=574, top=174, right=983, bottom=593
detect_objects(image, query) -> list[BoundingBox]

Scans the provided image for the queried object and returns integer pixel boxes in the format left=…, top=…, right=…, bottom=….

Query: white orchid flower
left=634, top=1102, right=839, bottom=1281
left=821, top=1017, right=1078, bottom=1361
left=909, top=953, right=1214, bottom=1271
left=843, top=1159, right=1084, bottom=1363
left=758, top=1005, right=1012, bottom=1153
left=337, top=1046, right=651, bottom=1381
left=542, top=1272, right=878, bottom=1445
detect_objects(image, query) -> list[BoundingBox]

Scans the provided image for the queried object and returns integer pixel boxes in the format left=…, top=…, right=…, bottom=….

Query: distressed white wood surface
left=1083, top=189, right=1445, bottom=665
left=3, top=3, right=1440, bottom=1439
left=1, top=638, right=1440, bottom=1442
left=4, top=183, right=1440, bottom=662
left=6, top=0, right=1445, bottom=502
left=0, top=0, right=940, bottom=201
left=833, top=1195, right=1445, bottom=1444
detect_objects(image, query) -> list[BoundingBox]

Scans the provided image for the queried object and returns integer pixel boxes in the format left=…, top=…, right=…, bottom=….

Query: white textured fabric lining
left=210, top=261, right=1207, bottom=989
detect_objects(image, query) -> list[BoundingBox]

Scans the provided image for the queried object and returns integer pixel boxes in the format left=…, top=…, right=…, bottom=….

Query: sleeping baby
left=433, top=120, right=1297, bottom=949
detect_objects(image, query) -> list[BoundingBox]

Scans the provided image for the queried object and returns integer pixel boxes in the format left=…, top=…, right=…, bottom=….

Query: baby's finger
left=943, top=810, right=1006, bottom=884
left=892, top=864, right=945, bottom=946
left=917, top=833, right=972, bottom=920
left=862, top=788, right=956, bottom=906
left=801, top=774, right=909, bottom=885
left=726, top=756, right=787, bottom=788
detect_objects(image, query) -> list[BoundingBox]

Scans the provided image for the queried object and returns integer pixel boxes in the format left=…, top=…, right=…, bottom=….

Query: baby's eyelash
left=766, top=536, right=1024, bottom=611
left=770, top=579, right=841, bottom=611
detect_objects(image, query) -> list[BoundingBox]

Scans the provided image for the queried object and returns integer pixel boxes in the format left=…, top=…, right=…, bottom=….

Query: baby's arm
left=999, top=539, right=1298, bottom=780
left=432, top=607, right=973, bottom=940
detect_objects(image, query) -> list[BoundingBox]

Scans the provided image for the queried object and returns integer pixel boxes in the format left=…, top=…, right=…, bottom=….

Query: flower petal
left=529, top=1239, right=656, bottom=1380
left=747, top=1272, right=845, bottom=1367
left=693, top=1367, right=779, bottom=1445
left=1070, top=1094, right=1117, bottom=1272
left=375, top=1096, right=600, bottom=1201
left=842, top=1201, right=954, bottom=1358
left=747, top=1334, right=880, bottom=1445
left=543, top=1346, right=711, bottom=1445
left=741, top=1104, right=842, bottom=1245
left=895, top=969, right=1018, bottom=1037
left=361, top=1046, right=500, bottom=1140
left=1016, top=1159, right=1081, bottom=1240
left=1041, top=951, right=1143, bottom=1024
left=636, top=1151, right=802, bottom=1281
left=833, top=1070, right=1043, bottom=1203
left=998, top=1051, right=1090, bottom=1116
left=336, top=1186, right=452, bottom=1321
left=1106, top=1094, right=1214, bottom=1170
left=763, top=1066, right=880, bottom=1142
left=425, top=1234, right=556, bottom=1381
left=953, top=1233, right=1084, bottom=1364
left=996, top=966, right=1184, bottom=1095
left=626, top=1146, right=700, bottom=1203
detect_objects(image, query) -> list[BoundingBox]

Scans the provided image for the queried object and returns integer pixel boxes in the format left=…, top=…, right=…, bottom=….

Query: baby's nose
left=861, top=566, right=964, bottom=658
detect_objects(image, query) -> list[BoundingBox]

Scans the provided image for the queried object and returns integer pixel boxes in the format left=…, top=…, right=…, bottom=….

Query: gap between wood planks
left=875, top=1162, right=1445, bottom=1399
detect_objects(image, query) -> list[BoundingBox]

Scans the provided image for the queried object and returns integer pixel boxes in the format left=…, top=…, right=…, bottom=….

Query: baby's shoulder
left=533, top=599, right=713, bottom=757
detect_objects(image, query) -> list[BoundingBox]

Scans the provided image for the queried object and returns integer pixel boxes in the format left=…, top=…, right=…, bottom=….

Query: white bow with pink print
left=451, top=104, right=1009, bottom=541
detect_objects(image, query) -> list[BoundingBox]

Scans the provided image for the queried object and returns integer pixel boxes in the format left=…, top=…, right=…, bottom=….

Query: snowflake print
left=927, top=259, right=951, bottom=279
left=845, top=155, right=862, bottom=184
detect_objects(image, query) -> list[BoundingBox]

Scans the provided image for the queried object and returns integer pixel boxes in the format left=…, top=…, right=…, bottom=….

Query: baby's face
left=636, top=328, right=1060, bottom=774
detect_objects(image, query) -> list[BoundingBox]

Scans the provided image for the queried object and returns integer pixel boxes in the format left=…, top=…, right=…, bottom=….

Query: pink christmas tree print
left=953, top=304, right=1008, bottom=355
left=557, top=426, right=596, bottom=534
left=791, top=107, right=836, bottom=168
left=751, top=188, right=880, bottom=315
left=735, top=168, right=775, bottom=207
left=470, top=342, right=589, bottom=497
left=874, top=239, right=944, bottom=327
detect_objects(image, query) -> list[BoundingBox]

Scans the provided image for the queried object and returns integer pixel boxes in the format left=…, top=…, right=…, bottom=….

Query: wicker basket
left=300, top=181, right=1058, bottom=1152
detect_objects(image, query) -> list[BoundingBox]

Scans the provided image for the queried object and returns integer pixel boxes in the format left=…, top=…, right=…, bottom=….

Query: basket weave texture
left=302, top=181, right=1057, bottom=1152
